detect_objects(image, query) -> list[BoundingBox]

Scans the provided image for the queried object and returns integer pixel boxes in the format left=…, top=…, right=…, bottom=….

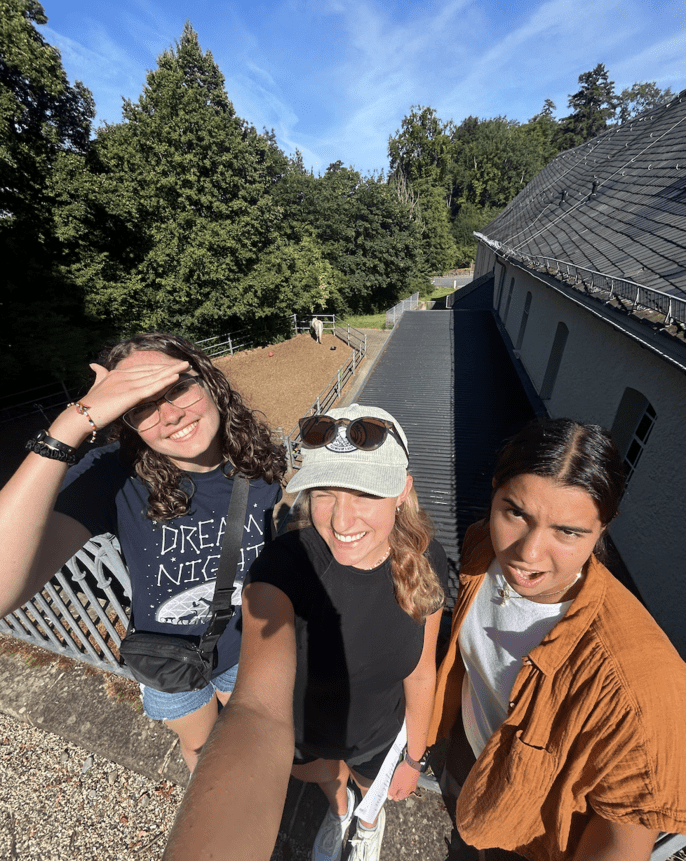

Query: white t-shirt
left=460, top=559, right=573, bottom=757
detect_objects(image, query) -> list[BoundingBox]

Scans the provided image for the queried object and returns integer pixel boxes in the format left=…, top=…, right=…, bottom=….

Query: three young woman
left=0, top=333, right=284, bottom=772
left=429, top=418, right=686, bottom=861
left=164, top=403, right=448, bottom=861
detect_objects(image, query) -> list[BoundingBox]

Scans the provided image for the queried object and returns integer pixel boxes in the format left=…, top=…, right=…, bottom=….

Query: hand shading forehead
left=115, top=349, right=183, bottom=370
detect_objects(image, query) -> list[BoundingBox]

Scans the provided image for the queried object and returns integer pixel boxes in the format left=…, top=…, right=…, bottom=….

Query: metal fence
left=475, top=234, right=686, bottom=329
left=291, top=314, right=336, bottom=336
left=386, top=293, right=420, bottom=327
left=535, top=257, right=686, bottom=326
left=0, top=535, right=134, bottom=680
left=0, top=381, right=73, bottom=425
left=197, top=315, right=338, bottom=357
left=195, top=327, right=255, bottom=358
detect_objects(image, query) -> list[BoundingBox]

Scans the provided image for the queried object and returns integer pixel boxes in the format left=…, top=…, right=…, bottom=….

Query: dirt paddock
left=214, top=332, right=358, bottom=436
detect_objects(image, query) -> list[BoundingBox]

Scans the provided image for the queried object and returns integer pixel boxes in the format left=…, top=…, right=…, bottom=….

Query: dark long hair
left=492, top=418, right=626, bottom=560
left=103, top=333, right=286, bottom=521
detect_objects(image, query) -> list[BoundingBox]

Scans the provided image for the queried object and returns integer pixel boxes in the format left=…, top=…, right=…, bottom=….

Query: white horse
left=311, top=318, right=323, bottom=344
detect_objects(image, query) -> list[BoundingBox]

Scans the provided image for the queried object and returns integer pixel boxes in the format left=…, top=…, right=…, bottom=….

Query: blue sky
left=42, top=0, right=686, bottom=176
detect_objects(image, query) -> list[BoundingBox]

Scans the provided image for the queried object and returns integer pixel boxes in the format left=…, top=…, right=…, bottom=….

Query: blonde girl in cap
left=163, top=404, right=448, bottom=861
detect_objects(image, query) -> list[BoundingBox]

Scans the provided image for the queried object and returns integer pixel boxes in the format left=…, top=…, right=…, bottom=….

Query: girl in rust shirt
left=430, top=419, right=686, bottom=861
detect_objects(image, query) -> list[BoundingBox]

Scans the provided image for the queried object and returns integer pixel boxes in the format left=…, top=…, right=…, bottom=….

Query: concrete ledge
left=0, top=636, right=188, bottom=786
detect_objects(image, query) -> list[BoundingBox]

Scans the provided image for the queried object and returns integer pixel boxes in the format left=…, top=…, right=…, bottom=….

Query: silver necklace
left=365, top=546, right=391, bottom=570
left=497, top=571, right=582, bottom=604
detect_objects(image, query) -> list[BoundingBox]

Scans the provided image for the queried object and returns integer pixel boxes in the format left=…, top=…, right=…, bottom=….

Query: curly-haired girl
left=0, top=333, right=285, bottom=772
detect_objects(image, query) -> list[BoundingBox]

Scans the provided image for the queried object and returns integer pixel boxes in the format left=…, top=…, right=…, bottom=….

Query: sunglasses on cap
left=298, top=415, right=409, bottom=461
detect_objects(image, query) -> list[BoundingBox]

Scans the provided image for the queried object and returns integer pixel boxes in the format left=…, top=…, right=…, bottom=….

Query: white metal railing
left=196, top=327, right=254, bottom=358
left=0, top=535, right=134, bottom=679
left=291, top=313, right=336, bottom=337
left=475, top=234, right=686, bottom=328
left=386, top=293, right=420, bottom=327
left=333, top=322, right=367, bottom=354
left=1, top=380, right=73, bottom=424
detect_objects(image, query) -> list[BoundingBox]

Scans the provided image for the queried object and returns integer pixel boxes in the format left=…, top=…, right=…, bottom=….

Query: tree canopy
left=1, top=14, right=676, bottom=391
left=387, top=66, right=675, bottom=267
left=61, top=24, right=288, bottom=339
left=557, top=63, right=618, bottom=149
left=1, top=0, right=98, bottom=385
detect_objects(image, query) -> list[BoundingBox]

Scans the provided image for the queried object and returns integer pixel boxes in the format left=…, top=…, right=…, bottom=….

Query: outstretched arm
left=0, top=359, right=190, bottom=614
left=388, top=607, right=442, bottom=801
left=163, top=581, right=297, bottom=861
left=572, top=813, right=658, bottom=861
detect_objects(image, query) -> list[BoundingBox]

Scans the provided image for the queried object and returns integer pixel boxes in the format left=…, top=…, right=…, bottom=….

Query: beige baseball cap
left=286, top=403, right=410, bottom=498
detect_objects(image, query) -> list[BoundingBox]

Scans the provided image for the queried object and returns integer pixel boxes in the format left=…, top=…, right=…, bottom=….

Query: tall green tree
left=523, top=99, right=561, bottom=166
left=451, top=116, right=543, bottom=209
left=615, top=81, right=674, bottom=124
left=271, top=156, right=425, bottom=312
left=558, top=63, right=618, bottom=149
left=62, top=23, right=286, bottom=340
left=310, top=163, right=424, bottom=311
left=388, top=105, right=454, bottom=188
left=1, top=0, right=97, bottom=385
left=387, top=107, right=458, bottom=274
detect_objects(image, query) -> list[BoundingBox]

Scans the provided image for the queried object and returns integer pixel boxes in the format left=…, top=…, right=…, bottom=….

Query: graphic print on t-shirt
left=156, top=583, right=216, bottom=625
left=152, top=510, right=267, bottom=626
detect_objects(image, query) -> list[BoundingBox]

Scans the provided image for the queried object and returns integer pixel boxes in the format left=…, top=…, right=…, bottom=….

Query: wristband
left=68, top=401, right=98, bottom=443
left=26, top=430, right=78, bottom=465
left=403, top=746, right=431, bottom=773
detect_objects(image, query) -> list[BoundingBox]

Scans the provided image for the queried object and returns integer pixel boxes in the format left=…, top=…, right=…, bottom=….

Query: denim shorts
left=140, top=662, right=239, bottom=721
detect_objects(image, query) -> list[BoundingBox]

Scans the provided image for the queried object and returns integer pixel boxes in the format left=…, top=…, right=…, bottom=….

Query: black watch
left=26, top=430, right=78, bottom=465
left=403, top=745, right=431, bottom=773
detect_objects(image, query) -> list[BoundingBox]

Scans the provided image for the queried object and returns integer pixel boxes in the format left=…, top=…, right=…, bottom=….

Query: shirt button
left=522, top=656, right=530, bottom=665
left=509, top=702, right=515, bottom=709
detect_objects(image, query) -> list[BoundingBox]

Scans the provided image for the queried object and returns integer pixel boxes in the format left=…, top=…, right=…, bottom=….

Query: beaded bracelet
left=68, top=401, right=98, bottom=443
left=25, top=432, right=78, bottom=466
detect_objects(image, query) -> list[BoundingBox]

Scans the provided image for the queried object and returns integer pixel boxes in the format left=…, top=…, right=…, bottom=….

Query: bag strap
left=199, top=473, right=250, bottom=655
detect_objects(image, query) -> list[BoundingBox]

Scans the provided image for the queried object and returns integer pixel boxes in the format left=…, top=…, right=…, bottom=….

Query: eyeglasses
left=299, top=415, right=409, bottom=461
left=123, top=377, right=206, bottom=431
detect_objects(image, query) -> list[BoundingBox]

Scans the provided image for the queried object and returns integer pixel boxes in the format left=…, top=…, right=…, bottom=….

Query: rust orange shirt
left=429, top=522, right=686, bottom=861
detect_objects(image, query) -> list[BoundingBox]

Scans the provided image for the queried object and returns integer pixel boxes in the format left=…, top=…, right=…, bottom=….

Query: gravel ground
left=0, top=714, right=182, bottom=860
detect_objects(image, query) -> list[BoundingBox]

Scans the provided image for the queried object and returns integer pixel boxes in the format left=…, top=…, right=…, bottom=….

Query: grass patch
left=426, top=286, right=456, bottom=300
left=339, top=313, right=388, bottom=330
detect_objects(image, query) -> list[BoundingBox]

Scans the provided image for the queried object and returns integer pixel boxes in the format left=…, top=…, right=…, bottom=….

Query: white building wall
left=495, top=259, right=686, bottom=654
left=475, top=244, right=495, bottom=279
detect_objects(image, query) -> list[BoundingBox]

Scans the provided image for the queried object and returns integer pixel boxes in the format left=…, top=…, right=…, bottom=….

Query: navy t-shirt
left=55, top=443, right=281, bottom=674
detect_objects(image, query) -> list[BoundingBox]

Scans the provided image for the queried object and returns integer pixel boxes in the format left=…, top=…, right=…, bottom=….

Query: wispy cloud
left=41, top=0, right=686, bottom=173
left=44, top=24, right=145, bottom=124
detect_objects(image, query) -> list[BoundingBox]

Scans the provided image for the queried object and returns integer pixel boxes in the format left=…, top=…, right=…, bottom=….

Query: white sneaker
left=312, top=786, right=356, bottom=861
left=348, top=806, right=386, bottom=861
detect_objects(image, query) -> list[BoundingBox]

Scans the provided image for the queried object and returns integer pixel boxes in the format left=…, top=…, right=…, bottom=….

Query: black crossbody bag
left=119, top=474, right=250, bottom=693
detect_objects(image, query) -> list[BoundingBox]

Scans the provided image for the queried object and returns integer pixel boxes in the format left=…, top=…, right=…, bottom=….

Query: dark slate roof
left=480, top=90, right=686, bottom=335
